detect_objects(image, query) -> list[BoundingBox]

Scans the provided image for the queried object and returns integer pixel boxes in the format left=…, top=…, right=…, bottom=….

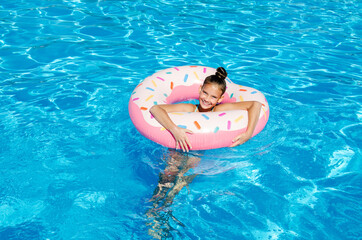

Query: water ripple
left=1, top=0, right=361, bottom=239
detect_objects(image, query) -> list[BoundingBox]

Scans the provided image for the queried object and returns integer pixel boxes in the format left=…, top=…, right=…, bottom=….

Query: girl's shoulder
left=214, top=101, right=259, bottom=111
left=214, top=103, right=232, bottom=112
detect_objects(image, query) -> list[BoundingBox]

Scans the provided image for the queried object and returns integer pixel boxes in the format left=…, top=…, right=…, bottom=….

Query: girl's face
left=198, top=83, right=224, bottom=111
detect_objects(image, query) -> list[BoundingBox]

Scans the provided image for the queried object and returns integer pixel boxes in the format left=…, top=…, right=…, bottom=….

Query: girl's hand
left=230, top=132, right=252, bottom=147
left=170, top=127, right=193, bottom=152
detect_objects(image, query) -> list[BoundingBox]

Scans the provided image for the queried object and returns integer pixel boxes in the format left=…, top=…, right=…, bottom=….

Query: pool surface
left=0, top=0, right=361, bottom=239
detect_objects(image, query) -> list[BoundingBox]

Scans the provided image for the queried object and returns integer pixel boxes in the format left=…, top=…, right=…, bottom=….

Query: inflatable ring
left=129, top=66, right=269, bottom=150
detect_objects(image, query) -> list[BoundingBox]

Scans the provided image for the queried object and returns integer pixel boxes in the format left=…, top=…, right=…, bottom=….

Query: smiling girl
left=150, top=67, right=262, bottom=152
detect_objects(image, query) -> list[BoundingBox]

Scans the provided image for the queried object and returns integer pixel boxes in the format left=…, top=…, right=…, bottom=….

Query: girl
left=150, top=67, right=262, bottom=152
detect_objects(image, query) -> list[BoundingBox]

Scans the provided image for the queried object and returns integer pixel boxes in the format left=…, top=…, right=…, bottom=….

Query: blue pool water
left=0, top=0, right=361, bottom=239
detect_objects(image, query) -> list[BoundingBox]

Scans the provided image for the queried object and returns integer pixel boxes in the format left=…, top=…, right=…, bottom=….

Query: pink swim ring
left=128, top=66, right=269, bottom=150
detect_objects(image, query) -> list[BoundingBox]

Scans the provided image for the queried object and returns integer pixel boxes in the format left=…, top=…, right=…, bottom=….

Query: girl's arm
left=149, top=104, right=194, bottom=152
left=215, top=101, right=262, bottom=147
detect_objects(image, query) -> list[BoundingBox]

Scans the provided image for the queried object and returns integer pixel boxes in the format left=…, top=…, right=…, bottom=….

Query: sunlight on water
left=0, top=0, right=361, bottom=239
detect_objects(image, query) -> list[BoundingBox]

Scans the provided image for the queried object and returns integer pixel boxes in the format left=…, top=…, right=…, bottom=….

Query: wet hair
left=203, top=67, right=228, bottom=95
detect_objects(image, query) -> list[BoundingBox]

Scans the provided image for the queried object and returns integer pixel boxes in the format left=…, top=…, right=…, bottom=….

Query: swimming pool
left=0, top=0, right=361, bottom=239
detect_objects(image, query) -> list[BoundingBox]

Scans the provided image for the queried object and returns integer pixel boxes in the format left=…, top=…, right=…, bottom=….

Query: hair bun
left=215, top=67, right=227, bottom=80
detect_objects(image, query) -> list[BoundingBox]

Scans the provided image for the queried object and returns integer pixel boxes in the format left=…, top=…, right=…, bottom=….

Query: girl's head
left=203, top=67, right=228, bottom=95
left=198, top=67, right=228, bottom=111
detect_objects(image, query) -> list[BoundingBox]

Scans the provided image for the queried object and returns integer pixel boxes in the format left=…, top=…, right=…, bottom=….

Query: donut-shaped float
left=128, top=66, right=269, bottom=150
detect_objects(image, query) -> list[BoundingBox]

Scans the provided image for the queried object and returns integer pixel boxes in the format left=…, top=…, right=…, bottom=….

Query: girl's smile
left=198, top=83, right=224, bottom=112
